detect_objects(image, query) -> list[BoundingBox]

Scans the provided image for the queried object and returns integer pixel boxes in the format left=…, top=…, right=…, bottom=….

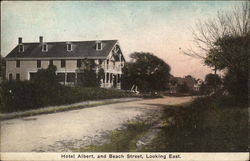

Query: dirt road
left=1, top=96, right=194, bottom=152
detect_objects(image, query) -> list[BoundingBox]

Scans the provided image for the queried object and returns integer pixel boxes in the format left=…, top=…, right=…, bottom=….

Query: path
left=0, top=96, right=194, bottom=152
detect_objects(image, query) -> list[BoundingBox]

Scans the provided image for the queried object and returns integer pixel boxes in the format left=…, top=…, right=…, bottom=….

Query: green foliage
left=0, top=80, right=43, bottom=112
left=72, top=121, right=150, bottom=152
left=204, top=22, right=249, bottom=100
left=190, top=3, right=249, bottom=101
left=77, top=59, right=102, bottom=87
left=144, top=96, right=248, bottom=152
left=201, top=73, right=222, bottom=94
left=205, top=73, right=222, bottom=87
left=176, top=82, right=189, bottom=93
left=122, top=52, right=171, bottom=92
left=32, top=64, right=59, bottom=87
left=0, top=83, right=131, bottom=113
left=0, top=64, right=130, bottom=113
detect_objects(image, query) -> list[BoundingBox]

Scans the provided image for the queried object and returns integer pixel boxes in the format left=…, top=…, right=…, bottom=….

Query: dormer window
left=18, top=44, right=24, bottom=52
left=67, top=43, right=72, bottom=51
left=42, top=44, right=48, bottom=52
left=96, top=41, right=102, bottom=51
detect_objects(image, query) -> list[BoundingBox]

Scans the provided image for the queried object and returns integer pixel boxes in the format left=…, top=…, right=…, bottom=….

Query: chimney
left=39, top=36, right=43, bottom=44
left=18, top=37, right=22, bottom=44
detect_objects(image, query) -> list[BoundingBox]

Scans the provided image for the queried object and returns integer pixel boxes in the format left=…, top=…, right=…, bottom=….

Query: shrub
left=0, top=81, right=43, bottom=112
left=0, top=81, right=131, bottom=113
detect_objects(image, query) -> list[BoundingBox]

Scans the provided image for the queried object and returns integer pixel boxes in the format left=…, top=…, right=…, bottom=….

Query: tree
left=77, top=59, right=102, bottom=87
left=184, top=2, right=250, bottom=101
left=205, top=73, right=221, bottom=87
left=204, top=73, right=222, bottom=93
left=122, top=52, right=171, bottom=92
left=177, top=82, right=189, bottom=93
left=32, top=64, right=59, bottom=88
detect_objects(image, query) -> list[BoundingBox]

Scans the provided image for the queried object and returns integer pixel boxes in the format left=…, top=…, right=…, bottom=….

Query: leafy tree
left=205, top=73, right=222, bottom=89
left=122, top=52, right=171, bottom=92
left=184, top=2, right=249, bottom=102
left=177, top=82, right=189, bottom=93
left=32, top=64, right=59, bottom=87
left=199, top=73, right=222, bottom=94
left=77, top=59, right=102, bottom=87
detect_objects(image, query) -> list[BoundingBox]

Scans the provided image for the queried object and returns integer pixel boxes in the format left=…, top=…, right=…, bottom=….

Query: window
left=19, top=45, right=24, bottom=52
left=16, top=60, right=20, bottom=68
left=61, top=60, right=66, bottom=68
left=16, top=73, right=20, bottom=81
left=9, top=73, right=13, bottom=81
left=67, top=73, right=75, bottom=82
left=67, top=44, right=72, bottom=51
left=49, top=60, right=53, bottom=66
left=96, top=42, right=102, bottom=50
left=77, top=59, right=81, bottom=68
left=37, top=60, right=41, bottom=68
left=42, top=44, right=48, bottom=52
left=29, top=72, right=37, bottom=80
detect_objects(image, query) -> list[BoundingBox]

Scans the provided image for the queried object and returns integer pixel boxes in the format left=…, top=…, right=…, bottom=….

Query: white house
left=5, top=37, right=125, bottom=89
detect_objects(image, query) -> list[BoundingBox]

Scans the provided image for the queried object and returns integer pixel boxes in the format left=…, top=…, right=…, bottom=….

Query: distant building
left=5, top=37, right=125, bottom=89
left=169, top=75, right=202, bottom=93
left=194, top=79, right=203, bottom=91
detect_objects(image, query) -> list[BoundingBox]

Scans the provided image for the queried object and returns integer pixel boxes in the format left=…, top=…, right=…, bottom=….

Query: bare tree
left=183, top=2, right=250, bottom=59
left=184, top=1, right=249, bottom=99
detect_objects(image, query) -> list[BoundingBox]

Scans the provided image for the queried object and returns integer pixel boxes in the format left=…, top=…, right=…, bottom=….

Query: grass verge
left=71, top=120, right=151, bottom=152
left=0, top=98, right=140, bottom=120
left=143, top=96, right=249, bottom=152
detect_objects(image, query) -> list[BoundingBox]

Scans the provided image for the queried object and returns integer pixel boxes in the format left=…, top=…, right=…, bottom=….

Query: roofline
left=19, top=39, right=118, bottom=44
left=5, top=57, right=108, bottom=61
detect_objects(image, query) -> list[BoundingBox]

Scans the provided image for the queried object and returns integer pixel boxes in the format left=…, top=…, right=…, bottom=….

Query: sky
left=1, top=1, right=242, bottom=79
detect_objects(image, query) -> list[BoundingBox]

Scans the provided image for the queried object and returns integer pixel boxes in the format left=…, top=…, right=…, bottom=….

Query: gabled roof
left=6, top=40, right=118, bottom=60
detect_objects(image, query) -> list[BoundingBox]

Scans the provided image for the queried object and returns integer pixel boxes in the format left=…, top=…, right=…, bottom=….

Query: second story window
left=77, top=59, right=81, bottom=68
left=67, top=44, right=72, bottom=51
left=42, top=44, right=48, bottom=52
left=16, top=60, right=20, bottom=68
left=61, top=60, right=66, bottom=68
left=37, top=60, right=41, bottom=68
left=18, top=45, right=24, bottom=52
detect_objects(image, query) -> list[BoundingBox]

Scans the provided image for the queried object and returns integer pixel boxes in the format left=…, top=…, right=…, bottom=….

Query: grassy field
left=143, top=96, right=249, bottom=152
left=73, top=95, right=249, bottom=152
